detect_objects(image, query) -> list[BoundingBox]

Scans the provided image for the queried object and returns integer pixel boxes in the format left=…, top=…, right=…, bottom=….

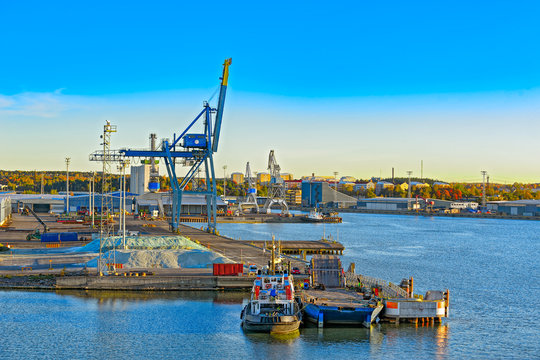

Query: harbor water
left=1, top=213, right=539, bottom=359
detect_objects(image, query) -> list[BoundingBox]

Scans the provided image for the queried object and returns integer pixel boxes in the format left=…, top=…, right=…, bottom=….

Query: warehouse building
left=68, top=192, right=136, bottom=213
left=356, top=197, right=410, bottom=211
left=487, top=200, right=540, bottom=216
left=135, top=192, right=227, bottom=216
left=0, top=194, right=66, bottom=213
left=0, top=196, right=11, bottom=226
left=355, top=197, right=455, bottom=211
left=301, top=181, right=358, bottom=208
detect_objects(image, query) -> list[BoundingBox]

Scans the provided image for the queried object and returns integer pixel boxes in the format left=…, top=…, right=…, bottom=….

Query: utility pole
left=117, top=164, right=123, bottom=237
left=481, top=170, right=487, bottom=212
left=117, top=160, right=129, bottom=248
left=91, top=172, right=95, bottom=228
left=123, top=163, right=127, bottom=247
left=40, top=173, right=44, bottom=194
left=333, top=171, right=339, bottom=208
left=421, top=160, right=423, bottom=181
left=223, top=165, right=227, bottom=197
left=65, top=157, right=71, bottom=214
left=407, top=171, right=412, bottom=210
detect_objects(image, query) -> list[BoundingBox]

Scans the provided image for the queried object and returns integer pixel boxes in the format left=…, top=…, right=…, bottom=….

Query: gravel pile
left=86, top=248, right=232, bottom=269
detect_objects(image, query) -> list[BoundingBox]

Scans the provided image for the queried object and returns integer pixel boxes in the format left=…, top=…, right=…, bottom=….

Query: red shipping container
left=213, top=263, right=243, bottom=276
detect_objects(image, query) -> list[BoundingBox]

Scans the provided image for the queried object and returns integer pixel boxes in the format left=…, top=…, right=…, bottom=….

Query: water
left=1, top=213, right=539, bottom=359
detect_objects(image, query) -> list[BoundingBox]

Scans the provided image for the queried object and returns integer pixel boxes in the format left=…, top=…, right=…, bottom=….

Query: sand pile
left=80, top=235, right=207, bottom=253
left=86, top=248, right=232, bottom=269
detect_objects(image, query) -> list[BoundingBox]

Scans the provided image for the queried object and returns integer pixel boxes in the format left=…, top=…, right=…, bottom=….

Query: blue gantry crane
left=120, top=58, right=232, bottom=233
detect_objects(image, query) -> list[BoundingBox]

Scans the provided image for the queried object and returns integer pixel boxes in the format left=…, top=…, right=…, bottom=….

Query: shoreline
left=0, top=273, right=256, bottom=291
left=291, top=206, right=540, bottom=221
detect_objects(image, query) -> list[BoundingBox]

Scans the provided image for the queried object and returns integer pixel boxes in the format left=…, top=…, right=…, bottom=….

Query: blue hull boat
left=304, top=302, right=383, bottom=328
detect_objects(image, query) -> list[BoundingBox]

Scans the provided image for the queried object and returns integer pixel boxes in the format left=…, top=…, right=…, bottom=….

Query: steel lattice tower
left=263, top=150, right=289, bottom=215
left=99, top=121, right=117, bottom=275
left=238, top=162, right=259, bottom=214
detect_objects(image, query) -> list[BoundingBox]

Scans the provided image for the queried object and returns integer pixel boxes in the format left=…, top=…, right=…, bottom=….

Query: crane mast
left=263, top=150, right=289, bottom=215
left=91, top=59, right=232, bottom=234
left=238, top=161, right=259, bottom=214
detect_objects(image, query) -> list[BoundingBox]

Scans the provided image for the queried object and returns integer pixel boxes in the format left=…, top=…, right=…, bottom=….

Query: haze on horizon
left=1, top=1, right=539, bottom=184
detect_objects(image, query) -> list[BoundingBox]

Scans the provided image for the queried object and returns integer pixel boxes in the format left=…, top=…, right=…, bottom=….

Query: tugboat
left=240, top=271, right=302, bottom=334
left=240, top=236, right=302, bottom=334
left=301, top=208, right=324, bottom=222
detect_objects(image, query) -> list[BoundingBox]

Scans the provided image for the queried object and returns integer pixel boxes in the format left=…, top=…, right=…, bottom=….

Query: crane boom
left=112, top=59, right=232, bottom=233
left=212, top=58, right=232, bottom=153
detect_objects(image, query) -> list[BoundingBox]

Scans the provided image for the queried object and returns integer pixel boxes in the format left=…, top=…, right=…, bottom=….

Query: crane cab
left=183, top=134, right=207, bottom=148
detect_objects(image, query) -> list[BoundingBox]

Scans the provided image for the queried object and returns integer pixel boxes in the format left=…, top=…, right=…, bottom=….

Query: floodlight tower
left=407, top=170, right=413, bottom=210
left=223, top=165, right=227, bottom=197
left=91, top=172, right=95, bottom=228
left=117, top=159, right=130, bottom=248
left=99, top=121, right=117, bottom=275
left=65, top=157, right=71, bottom=214
left=333, top=171, right=338, bottom=208
left=481, top=170, right=487, bottom=212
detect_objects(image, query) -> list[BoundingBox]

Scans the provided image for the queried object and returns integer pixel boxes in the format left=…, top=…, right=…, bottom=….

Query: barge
left=303, top=289, right=383, bottom=328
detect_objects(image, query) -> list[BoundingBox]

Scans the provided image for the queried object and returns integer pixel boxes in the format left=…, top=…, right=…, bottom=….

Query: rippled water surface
left=1, top=213, right=539, bottom=359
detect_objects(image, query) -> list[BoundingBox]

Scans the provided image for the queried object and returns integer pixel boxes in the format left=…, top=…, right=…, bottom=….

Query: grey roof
left=0, top=194, right=66, bottom=201
left=358, top=197, right=411, bottom=203
left=136, top=192, right=226, bottom=206
left=488, top=200, right=540, bottom=205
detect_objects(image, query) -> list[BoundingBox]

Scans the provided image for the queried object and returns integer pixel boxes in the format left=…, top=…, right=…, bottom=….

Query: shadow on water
left=53, top=289, right=247, bottom=304
left=243, top=325, right=378, bottom=345
left=300, top=326, right=374, bottom=344
left=243, top=330, right=301, bottom=344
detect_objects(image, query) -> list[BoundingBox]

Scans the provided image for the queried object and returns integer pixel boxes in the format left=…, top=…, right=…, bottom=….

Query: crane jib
left=212, top=84, right=227, bottom=153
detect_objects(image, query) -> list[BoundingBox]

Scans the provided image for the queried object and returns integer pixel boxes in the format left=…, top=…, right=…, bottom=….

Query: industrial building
left=355, top=197, right=455, bottom=211
left=135, top=192, right=227, bottom=216
left=487, top=200, right=540, bottom=216
left=356, top=197, right=410, bottom=211
left=301, top=181, right=358, bottom=208
left=0, top=193, right=66, bottom=213
left=68, top=192, right=136, bottom=213
left=130, top=165, right=151, bottom=195
left=0, top=196, right=11, bottom=226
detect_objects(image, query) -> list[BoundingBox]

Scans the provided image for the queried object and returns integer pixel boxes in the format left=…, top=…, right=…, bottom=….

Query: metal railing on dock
left=180, top=217, right=208, bottom=223
left=345, top=272, right=408, bottom=298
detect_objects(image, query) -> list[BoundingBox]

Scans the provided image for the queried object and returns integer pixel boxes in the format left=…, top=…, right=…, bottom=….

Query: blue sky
left=1, top=1, right=539, bottom=182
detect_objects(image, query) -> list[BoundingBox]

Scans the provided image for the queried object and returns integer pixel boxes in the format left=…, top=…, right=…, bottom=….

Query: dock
left=246, top=240, right=344, bottom=258
left=0, top=214, right=343, bottom=287
left=344, top=270, right=449, bottom=324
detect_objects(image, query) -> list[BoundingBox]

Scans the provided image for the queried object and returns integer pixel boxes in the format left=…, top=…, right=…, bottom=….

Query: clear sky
left=1, top=1, right=539, bottom=183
